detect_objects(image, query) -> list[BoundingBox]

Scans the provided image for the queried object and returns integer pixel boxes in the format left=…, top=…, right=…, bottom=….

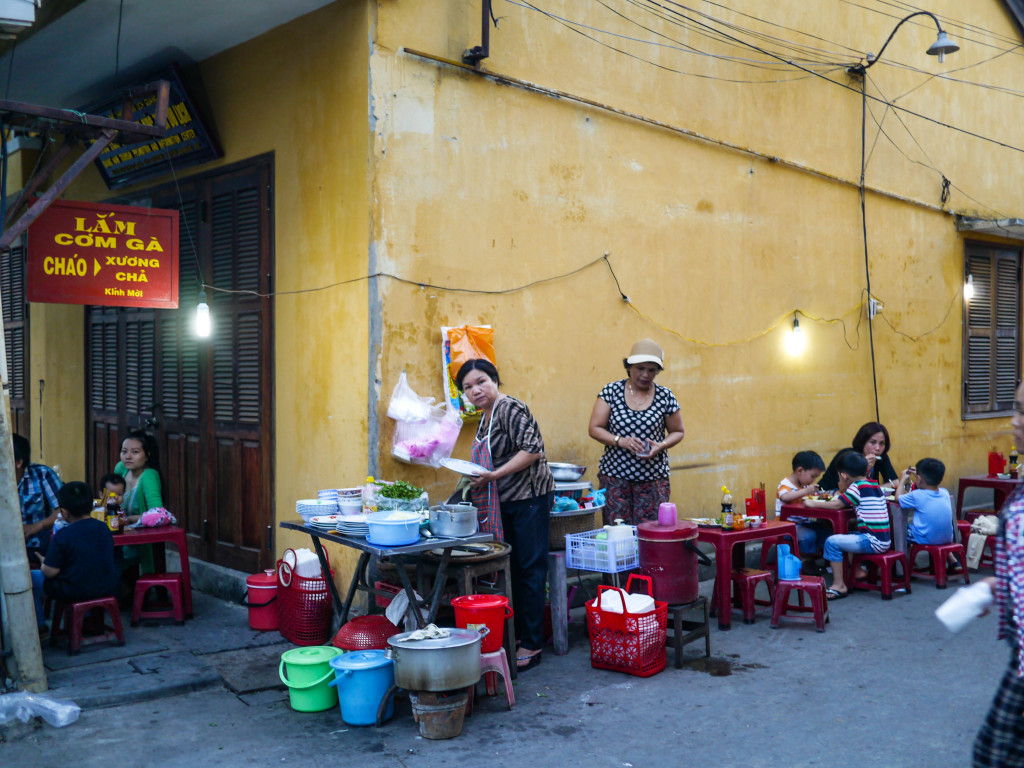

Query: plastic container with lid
left=328, top=649, right=396, bottom=725
left=637, top=519, right=701, bottom=604
left=245, top=569, right=279, bottom=631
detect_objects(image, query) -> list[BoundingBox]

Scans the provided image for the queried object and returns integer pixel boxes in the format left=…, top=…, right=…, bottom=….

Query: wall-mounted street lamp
left=848, top=10, right=959, bottom=75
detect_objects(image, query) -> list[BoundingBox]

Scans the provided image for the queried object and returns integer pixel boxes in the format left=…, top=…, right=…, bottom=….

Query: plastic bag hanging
left=387, top=372, right=462, bottom=467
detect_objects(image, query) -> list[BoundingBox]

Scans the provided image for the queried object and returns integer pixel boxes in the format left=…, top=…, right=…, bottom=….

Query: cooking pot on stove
left=385, top=627, right=487, bottom=691
left=428, top=504, right=478, bottom=538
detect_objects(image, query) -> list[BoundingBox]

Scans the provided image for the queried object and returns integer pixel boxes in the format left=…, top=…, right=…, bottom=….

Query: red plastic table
left=956, top=474, right=1022, bottom=520
left=113, top=525, right=193, bottom=618
left=778, top=502, right=856, bottom=536
left=696, top=521, right=800, bottom=631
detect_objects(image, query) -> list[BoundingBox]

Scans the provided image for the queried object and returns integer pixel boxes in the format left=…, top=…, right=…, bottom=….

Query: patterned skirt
left=974, top=650, right=1024, bottom=768
left=598, top=474, right=671, bottom=527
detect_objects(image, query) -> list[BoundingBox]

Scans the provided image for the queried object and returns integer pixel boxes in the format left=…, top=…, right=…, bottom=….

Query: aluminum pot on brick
left=385, top=627, right=487, bottom=691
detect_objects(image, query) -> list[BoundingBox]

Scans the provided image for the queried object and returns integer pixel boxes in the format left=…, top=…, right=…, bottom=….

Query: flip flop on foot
left=825, top=588, right=849, bottom=600
left=517, top=651, right=542, bottom=672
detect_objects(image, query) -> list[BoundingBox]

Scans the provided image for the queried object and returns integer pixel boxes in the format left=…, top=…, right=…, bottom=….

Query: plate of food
left=691, top=517, right=719, bottom=526
left=440, top=458, right=488, bottom=477
left=804, top=497, right=835, bottom=508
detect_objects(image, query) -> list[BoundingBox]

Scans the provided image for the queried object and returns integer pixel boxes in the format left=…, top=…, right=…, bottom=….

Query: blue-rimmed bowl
left=366, top=511, right=421, bottom=547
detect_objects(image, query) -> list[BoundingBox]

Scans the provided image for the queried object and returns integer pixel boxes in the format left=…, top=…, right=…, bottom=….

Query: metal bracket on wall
left=462, top=0, right=494, bottom=66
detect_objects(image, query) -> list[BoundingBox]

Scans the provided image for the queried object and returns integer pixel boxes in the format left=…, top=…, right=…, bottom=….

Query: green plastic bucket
left=279, top=645, right=342, bottom=712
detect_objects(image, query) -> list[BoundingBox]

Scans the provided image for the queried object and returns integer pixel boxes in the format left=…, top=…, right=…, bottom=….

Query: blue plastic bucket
left=777, top=544, right=802, bottom=581
left=328, top=649, right=395, bottom=726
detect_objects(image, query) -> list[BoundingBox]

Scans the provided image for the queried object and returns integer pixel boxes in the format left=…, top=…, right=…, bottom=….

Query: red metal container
left=637, top=519, right=700, bottom=604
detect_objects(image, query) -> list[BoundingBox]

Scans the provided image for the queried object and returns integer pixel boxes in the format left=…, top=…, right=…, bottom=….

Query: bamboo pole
left=0, top=281, right=46, bottom=692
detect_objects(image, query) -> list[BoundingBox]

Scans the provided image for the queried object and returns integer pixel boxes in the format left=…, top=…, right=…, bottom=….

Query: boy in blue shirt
left=895, top=457, right=958, bottom=569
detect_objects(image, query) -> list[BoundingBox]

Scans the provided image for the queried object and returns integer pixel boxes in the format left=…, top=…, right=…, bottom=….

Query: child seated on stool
left=31, top=481, right=119, bottom=636
left=895, top=457, right=958, bottom=568
left=777, top=450, right=833, bottom=566
left=816, top=451, right=892, bottom=599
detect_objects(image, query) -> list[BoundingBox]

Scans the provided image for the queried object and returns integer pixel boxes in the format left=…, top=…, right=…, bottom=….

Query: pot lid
left=451, top=594, right=507, bottom=609
left=553, top=481, right=591, bottom=491
left=247, top=569, right=277, bottom=587
left=329, top=649, right=392, bottom=670
left=387, top=627, right=484, bottom=650
left=636, top=519, right=698, bottom=541
left=280, top=645, right=342, bottom=665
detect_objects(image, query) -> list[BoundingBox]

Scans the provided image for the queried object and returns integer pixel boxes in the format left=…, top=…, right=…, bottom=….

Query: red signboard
left=26, top=199, right=179, bottom=308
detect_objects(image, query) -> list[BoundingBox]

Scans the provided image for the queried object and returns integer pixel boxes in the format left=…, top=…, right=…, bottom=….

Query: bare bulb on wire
left=785, top=316, right=806, bottom=356
left=196, top=291, right=211, bottom=338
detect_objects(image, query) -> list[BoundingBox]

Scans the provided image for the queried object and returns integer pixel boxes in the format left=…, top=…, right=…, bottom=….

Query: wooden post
left=548, top=550, right=568, bottom=655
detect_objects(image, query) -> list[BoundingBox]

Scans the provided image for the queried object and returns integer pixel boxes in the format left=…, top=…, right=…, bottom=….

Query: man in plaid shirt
left=14, top=433, right=63, bottom=561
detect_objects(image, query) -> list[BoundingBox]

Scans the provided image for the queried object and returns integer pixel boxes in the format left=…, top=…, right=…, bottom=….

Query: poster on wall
left=82, top=64, right=222, bottom=190
left=440, top=325, right=494, bottom=422
left=27, top=199, right=179, bottom=308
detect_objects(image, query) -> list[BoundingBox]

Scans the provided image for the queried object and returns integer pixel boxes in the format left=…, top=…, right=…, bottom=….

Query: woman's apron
left=470, top=407, right=504, bottom=541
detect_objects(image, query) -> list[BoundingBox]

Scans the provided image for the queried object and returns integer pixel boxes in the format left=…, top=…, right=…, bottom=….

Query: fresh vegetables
left=376, top=480, right=425, bottom=500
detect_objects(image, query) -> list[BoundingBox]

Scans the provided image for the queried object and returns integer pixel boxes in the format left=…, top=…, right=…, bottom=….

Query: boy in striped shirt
left=819, top=451, right=892, bottom=599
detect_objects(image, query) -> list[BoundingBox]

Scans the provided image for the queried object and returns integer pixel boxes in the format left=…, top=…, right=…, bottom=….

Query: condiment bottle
left=721, top=486, right=734, bottom=528
left=362, top=476, right=378, bottom=515
left=1011, top=446, right=1019, bottom=479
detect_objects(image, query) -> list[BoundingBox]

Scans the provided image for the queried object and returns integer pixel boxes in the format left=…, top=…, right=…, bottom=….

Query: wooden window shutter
left=2, top=238, right=27, bottom=407
left=964, top=243, right=1022, bottom=416
left=124, top=314, right=155, bottom=417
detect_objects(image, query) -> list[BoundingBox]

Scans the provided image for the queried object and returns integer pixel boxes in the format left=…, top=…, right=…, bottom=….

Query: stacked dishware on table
left=306, top=514, right=343, bottom=532
left=316, top=487, right=363, bottom=514
left=335, top=514, right=370, bottom=537
left=297, top=499, right=340, bottom=523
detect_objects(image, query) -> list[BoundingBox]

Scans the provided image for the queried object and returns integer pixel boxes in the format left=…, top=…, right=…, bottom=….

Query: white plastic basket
left=565, top=528, right=639, bottom=573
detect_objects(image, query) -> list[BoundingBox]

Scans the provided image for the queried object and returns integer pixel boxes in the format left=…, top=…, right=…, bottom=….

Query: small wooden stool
left=770, top=576, right=828, bottom=632
left=910, top=542, right=970, bottom=588
left=51, top=595, right=125, bottom=655
left=666, top=597, right=710, bottom=668
left=132, top=573, right=185, bottom=625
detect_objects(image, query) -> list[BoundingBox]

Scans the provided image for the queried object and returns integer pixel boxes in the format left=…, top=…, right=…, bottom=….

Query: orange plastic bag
left=447, top=326, right=495, bottom=381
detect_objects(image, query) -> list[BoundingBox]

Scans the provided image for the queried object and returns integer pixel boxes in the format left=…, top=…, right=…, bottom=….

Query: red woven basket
left=277, top=550, right=333, bottom=646
left=586, top=574, right=667, bottom=678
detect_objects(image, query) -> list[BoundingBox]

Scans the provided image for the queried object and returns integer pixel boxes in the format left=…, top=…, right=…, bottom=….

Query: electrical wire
left=114, top=0, right=125, bottom=83
left=857, top=75, right=881, bottom=422
left=876, top=289, right=958, bottom=341
left=3, top=41, right=14, bottom=101
left=160, top=149, right=205, bottom=291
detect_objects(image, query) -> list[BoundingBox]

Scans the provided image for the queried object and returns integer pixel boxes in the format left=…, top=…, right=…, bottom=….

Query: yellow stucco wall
left=368, top=0, right=1023, bottom=517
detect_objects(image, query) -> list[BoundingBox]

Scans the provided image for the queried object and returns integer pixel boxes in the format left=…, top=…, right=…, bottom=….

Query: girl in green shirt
left=115, top=430, right=164, bottom=523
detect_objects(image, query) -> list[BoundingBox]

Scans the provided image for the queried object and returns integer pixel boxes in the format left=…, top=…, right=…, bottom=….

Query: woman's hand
left=619, top=436, right=649, bottom=456
left=469, top=470, right=498, bottom=489
left=865, top=453, right=878, bottom=472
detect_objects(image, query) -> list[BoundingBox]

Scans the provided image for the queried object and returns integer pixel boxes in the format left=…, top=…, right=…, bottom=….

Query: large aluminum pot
left=428, top=504, right=478, bottom=538
left=386, top=627, right=487, bottom=691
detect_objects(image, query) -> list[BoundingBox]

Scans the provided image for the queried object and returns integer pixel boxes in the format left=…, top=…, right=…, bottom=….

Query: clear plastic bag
left=388, top=372, right=462, bottom=468
left=0, top=691, right=81, bottom=728
left=387, top=371, right=435, bottom=423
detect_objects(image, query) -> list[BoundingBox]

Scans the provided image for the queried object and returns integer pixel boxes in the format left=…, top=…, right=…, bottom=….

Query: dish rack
left=549, top=507, right=603, bottom=550
left=566, top=527, right=639, bottom=573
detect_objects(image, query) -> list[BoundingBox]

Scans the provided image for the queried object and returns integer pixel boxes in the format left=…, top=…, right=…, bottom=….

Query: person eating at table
left=776, top=450, right=832, bottom=567
left=817, top=451, right=891, bottom=599
left=14, top=433, right=63, bottom=567
left=457, top=358, right=555, bottom=672
left=819, top=421, right=898, bottom=491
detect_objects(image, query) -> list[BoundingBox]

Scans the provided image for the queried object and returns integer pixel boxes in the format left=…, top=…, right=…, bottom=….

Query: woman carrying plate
left=588, top=339, right=685, bottom=526
left=456, top=359, right=554, bottom=672
left=819, top=422, right=898, bottom=492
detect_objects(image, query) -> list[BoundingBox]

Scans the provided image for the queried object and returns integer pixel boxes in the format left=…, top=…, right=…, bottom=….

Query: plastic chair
left=730, top=569, right=775, bottom=624
left=956, top=520, right=996, bottom=569
left=909, top=542, right=970, bottom=588
left=770, top=576, right=828, bottom=632
left=464, top=649, right=514, bottom=714
left=50, top=595, right=125, bottom=655
left=849, top=550, right=911, bottom=600
left=132, top=573, right=185, bottom=625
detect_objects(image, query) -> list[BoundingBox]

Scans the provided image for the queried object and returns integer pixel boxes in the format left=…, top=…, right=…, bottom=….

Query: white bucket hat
left=625, top=338, right=664, bottom=369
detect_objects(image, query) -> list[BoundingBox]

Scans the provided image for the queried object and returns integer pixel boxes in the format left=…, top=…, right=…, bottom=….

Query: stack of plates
left=308, top=514, right=342, bottom=532
left=318, top=489, right=339, bottom=504
left=335, top=513, right=370, bottom=537
left=297, top=499, right=339, bottom=521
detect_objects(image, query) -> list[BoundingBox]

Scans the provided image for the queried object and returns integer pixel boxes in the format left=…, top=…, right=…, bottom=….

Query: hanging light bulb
left=963, top=274, right=975, bottom=301
left=785, top=316, right=806, bottom=356
left=195, top=290, right=211, bottom=338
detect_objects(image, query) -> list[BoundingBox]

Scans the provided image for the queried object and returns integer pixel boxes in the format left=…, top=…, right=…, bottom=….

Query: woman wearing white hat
left=588, top=339, right=685, bottom=525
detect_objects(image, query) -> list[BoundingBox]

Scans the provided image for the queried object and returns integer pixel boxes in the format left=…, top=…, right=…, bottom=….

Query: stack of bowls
left=297, top=499, right=340, bottom=523
left=318, top=489, right=340, bottom=509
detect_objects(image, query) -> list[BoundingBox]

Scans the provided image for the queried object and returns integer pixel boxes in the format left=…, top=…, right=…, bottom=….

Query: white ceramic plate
left=440, top=458, right=488, bottom=477
left=309, top=514, right=341, bottom=525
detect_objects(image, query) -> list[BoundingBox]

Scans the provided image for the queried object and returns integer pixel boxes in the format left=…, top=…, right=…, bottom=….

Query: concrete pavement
left=0, top=571, right=1007, bottom=767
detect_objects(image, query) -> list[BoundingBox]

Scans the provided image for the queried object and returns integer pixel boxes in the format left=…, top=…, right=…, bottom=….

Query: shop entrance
left=86, top=156, right=275, bottom=571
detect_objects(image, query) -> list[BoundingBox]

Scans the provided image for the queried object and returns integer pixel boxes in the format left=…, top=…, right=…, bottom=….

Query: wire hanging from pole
left=859, top=75, right=881, bottom=423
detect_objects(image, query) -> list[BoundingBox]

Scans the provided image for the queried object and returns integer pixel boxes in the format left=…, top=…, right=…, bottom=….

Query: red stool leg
left=770, top=582, right=792, bottom=628
left=810, top=584, right=826, bottom=632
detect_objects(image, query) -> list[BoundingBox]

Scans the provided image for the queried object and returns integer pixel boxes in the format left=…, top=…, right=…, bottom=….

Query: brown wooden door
left=87, top=156, right=274, bottom=572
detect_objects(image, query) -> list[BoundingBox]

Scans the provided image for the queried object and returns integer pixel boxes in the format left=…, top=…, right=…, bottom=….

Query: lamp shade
left=927, top=31, right=959, bottom=59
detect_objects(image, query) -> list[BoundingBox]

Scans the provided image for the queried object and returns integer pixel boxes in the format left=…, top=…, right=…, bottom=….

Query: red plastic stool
left=132, top=573, right=185, bottom=625
left=910, top=542, right=970, bottom=588
left=770, top=576, right=828, bottom=632
left=957, top=520, right=996, bottom=569
left=50, top=595, right=125, bottom=655
left=730, top=569, right=776, bottom=624
left=849, top=550, right=911, bottom=599
left=963, top=507, right=995, bottom=525
left=758, top=535, right=787, bottom=571
left=465, top=649, right=515, bottom=715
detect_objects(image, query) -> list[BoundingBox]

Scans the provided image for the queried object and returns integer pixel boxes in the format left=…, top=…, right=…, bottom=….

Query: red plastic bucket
left=451, top=594, right=512, bottom=653
left=246, top=569, right=279, bottom=631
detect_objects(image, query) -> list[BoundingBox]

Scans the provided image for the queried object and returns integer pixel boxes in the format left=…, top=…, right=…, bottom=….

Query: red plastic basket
left=277, top=550, right=334, bottom=646
left=586, top=574, right=667, bottom=677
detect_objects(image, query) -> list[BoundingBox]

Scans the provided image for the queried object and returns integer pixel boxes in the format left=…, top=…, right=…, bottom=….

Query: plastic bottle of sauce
left=106, top=498, right=121, bottom=533
left=1011, top=446, right=1019, bottom=478
left=362, top=476, right=378, bottom=515
left=721, top=486, right=734, bottom=528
